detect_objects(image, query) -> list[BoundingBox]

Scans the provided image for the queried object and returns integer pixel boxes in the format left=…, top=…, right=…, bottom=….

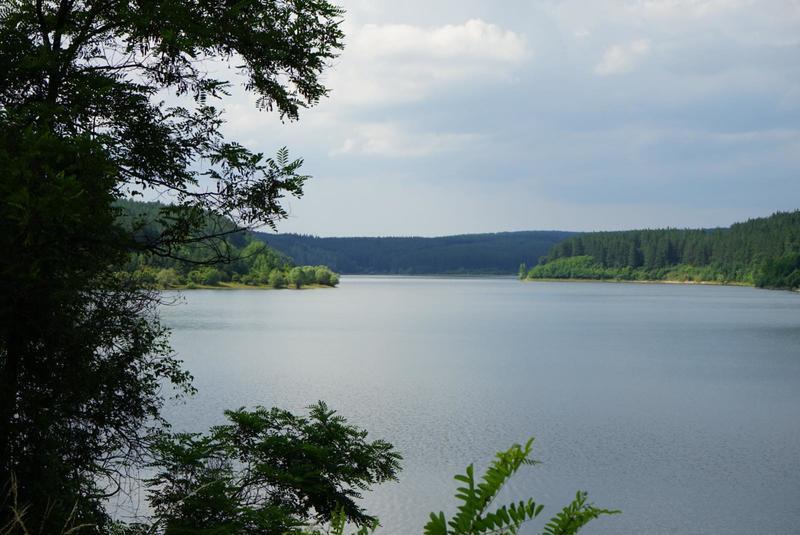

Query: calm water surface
left=160, top=277, right=800, bottom=534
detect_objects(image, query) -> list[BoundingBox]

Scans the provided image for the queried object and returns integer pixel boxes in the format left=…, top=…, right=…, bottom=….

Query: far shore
left=160, top=282, right=335, bottom=291
left=522, top=277, right=752, bottom=287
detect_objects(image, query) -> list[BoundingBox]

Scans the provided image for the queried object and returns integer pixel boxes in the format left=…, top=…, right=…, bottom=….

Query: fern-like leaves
left=424, top=438, right=618, bottom=535
left=542, top=491, right=620, bottom=535
left=424, top=439, right=543, bottom=535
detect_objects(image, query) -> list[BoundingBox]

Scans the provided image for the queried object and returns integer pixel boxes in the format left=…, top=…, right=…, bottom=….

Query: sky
left=218, top=0, right=800, bottom=236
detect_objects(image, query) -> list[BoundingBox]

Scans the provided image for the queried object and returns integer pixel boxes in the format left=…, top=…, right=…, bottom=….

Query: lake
left=159, top=277, right=800, bottom=534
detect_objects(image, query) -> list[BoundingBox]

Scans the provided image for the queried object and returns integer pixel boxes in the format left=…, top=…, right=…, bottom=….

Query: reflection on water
left=158, top=277, right=800, bottom=534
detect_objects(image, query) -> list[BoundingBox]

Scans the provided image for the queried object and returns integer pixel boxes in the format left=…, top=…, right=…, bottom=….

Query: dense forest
left=524, top=211, right=800, bottom=289
left=255, top=231, right=576, bottom=275
left=118, top=200, right=340, bottom=289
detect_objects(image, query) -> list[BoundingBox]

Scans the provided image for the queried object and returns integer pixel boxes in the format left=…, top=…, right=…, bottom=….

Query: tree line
left=118, top=200, right=339, bottom=289
left=256, top=230, right=576, bottom=275
left=522, top=210, right=800, bottom=289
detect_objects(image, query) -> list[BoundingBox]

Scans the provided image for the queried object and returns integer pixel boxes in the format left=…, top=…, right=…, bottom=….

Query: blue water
left=158, top=277, right=800, bottom=534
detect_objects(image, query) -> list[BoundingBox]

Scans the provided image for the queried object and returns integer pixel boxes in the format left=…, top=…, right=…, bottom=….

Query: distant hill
left=253, top=231, right=576, bottom=275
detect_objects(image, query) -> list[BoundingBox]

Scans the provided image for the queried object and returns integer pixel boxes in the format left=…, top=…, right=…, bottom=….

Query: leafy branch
left=424, top=439, right=618, bottom=535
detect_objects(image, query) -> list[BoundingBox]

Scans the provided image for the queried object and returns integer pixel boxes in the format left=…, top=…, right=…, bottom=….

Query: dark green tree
left=269, top=268, right=287, bottom=288
left=0, top=0, right=344, bottom=530
left=0, top=126, right=193, bottom=530
left=288, top=266, right=305, bottom=288
left=147, top=402, right=401, bottom=534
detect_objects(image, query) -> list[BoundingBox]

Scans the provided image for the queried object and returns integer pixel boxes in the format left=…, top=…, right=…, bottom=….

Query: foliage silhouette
left=424, top=439, right=618, bottom=535
left=146, top=402, right=400, bottom=534
left=0, top=0, right=344, bottom=530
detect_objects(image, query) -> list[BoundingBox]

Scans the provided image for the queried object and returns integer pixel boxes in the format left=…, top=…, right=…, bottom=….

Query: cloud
left=330, top=122, right=478, bottom=158
left=353, top=19, right=527, bottom=62
left=326, top=19, right=530, bottom=105
left=594, top=40, right=651, bottom=75
left=630, top=0, right=753, bottom=21
left=204, top=0, right=800, bottom=235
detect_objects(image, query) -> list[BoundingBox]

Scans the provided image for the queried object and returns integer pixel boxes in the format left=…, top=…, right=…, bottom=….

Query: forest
left=118, top=200, right=340, bottom=289
left=256, top=230, right=576, bottom=275
left=524, top=210, right=800, bottom=289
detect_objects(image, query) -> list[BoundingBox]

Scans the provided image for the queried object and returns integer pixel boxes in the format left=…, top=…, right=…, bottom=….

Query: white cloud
left=352, top=19, right=527, bottom=62
left=326, top=19, right=530, bottom=105
left=200, top=1, right=800, bottom=235
left=330, top=122, right=478, bottom=158
left=546, top=0, right=753, bottom=30
left=594, top=39, right=651, bottom=75
left=631, top=0, right=753, bottom=21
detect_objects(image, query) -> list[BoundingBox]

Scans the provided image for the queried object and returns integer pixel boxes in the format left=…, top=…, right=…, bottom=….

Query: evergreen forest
left=523, top=210, right=800, bottom=289
left=256, top=231, right=575, bottom=275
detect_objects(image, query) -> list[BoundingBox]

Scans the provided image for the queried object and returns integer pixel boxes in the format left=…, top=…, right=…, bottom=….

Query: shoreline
left=522, top=277, right=752, bottom=287
left=160, top=282, right=336, bottom=290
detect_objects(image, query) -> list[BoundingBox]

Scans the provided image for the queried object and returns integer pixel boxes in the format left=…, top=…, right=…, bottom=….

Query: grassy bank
left=163, top=281, right=336, bottom=290
left=521, top=277, right=751, bottom=287
left=523, top=256, right=754, bottom=286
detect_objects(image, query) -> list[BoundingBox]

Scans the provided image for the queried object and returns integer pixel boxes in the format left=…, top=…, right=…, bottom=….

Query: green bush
left=315, top=266, right=332, bottom=285
left=186, top=270, right=203, bottom=285
left=118, top=232, right=340, bottom=290
left=269, top=269, right=287, bottom=288
left=303, top=266, right=317, bottom=284
left=155, top=268, right=181, bottom=288
left=136, top=411, right=617, bottom=535
left=755, top=252, right=800, bottom=289
left=186, top=267, right=225, bottom=286
left=288, top=266, right=305, bottom=288
left=147, top=403, right=401, bottom=533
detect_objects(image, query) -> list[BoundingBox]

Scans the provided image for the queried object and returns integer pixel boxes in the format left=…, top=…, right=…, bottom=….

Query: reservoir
left=160, top=277, right=800, bottom=534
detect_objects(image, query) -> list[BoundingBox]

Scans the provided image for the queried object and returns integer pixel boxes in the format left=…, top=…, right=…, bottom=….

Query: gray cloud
left=217, top=0, right=800, bottom=236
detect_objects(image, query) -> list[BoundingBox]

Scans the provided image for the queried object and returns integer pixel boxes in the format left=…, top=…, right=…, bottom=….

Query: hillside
left=116, top=200, right=339, bottom=289
left=253, top=231, right=576, bottom=275
left=525, top=211, right=800, bottom=289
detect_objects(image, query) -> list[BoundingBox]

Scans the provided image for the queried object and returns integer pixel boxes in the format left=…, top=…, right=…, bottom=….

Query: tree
left=315, top=266, right=333, bottom=285
left=0, top=127, right=193, bottom=530
left=268, top=268, right=287, bottom=289
left=147, top=402, right=401, bottom=533
left=0, top=0, right=344, bottom=530
left=302, top=266, right=317, bottom=285
left=288, top=266, right=306, bottom=289
left=141, top=431, right=614, bottom=535
left=156, top=268, right=181, bottom=288
left=533, top=211, right=800, bottom=287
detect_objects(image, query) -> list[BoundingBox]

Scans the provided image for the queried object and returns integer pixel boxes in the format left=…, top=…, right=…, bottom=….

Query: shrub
left=147, top=403, right=401, bottom=533
left=269, top=269, right=287, bottom=288
left=315, top=266, right=332, bottom=286
left=288, top=267, right=305, bottom=288
left=156, top=268, right=181, bottom=288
